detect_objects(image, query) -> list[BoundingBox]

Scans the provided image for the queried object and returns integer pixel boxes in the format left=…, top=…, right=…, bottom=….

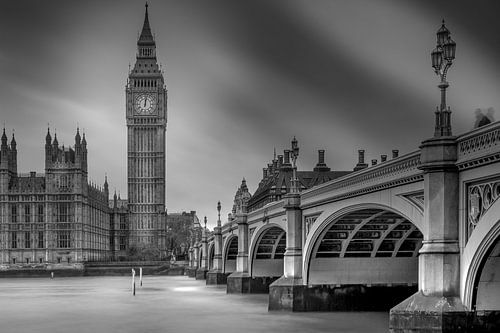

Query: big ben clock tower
left=126, top=4, right=167, bottom=254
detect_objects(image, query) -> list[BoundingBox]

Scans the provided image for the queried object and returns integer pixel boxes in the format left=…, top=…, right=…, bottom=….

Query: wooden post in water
left=132, top=269, right=136, bottom=296
left=140, top=267, right=143, bottom=287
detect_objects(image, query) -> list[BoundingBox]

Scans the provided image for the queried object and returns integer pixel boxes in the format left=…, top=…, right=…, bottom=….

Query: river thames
left=0, top=276, right=388, bottom=332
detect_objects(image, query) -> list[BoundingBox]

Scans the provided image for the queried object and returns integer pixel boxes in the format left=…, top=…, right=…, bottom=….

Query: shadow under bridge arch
left=249, top=224, right=286, bottom=278
left=304, top=206, right=423, bottom=310
left=222, top=234, right=238, bottom=274
left=208, top=242, right=215, bottom=270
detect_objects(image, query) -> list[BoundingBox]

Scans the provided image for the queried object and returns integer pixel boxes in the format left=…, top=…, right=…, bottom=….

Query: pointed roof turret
left=82, top=132, right=87, bottom=146
left=104, top=175, right=109, bottom=193
left=138, top=3, right=154, bottom=46
left=10, top=132, right=16, bottom=149
left=52, top=133, right=58, bottom=146
left=75, top=127, right=81, bottom=145
left=1, top=128, right=7, bottom=147
left=45, top=127, right=52, bottom=145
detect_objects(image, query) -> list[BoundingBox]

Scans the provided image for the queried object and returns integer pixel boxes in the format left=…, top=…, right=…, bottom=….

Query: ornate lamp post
left=431, top=20, right=457, bottom=137
left=217, top=201, right=221, bottom=227
left=290, top=136, right=300, bottom=193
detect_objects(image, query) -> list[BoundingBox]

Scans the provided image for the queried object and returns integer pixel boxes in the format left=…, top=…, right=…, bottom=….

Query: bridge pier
left=269, top=192, right=308, bottom=310
left=227, top=209, right=252, bottom=293
left=390, top=137, right=469, bottom=332
left=185, top=246, right=196, bottom=277
left=207, top=223, right=227, bottom=285
left=196, top=220, right=208, bottom=280
left=189, top=243, right=200, bottom=278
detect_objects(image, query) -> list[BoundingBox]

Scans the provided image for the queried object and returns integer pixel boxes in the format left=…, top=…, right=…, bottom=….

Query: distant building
left=166, top=211, right=200, bottom=259
left=0, top=128, right=112, bottom=264
left=248, top=149, right=351, bottom=211
left=109, top=193, right=129, bottom=261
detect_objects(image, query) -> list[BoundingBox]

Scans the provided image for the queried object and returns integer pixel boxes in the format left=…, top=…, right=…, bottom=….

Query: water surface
left=0, top=276, right=388, bottom=333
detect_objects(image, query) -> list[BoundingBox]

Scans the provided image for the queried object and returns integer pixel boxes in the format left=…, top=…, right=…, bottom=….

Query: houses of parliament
left=0, top=5, right=168, bottom=264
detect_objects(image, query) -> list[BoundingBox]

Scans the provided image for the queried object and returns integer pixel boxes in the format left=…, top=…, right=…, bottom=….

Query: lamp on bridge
left=217, top=201, right=221, bottom=228
left=431, top=19, right=456, bottom=137
left=290, top=136, right=300, bottom=193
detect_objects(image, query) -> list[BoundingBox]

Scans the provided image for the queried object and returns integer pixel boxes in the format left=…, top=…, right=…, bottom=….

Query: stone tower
left=126, top=4, right=167, bottom=252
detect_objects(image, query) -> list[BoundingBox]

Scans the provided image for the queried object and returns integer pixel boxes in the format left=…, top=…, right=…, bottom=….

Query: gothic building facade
left=0, top=5, right=171, bottom=264
left=0, top=129, right=112, bottom=264
left=125, top=4, right=168, bottom=253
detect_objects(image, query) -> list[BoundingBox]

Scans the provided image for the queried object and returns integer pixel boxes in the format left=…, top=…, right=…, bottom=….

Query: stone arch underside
left=250, top=225, right=286, bottom=277
left=223, top=235, right=238, bottom=274
left=307, top=207, right=423, bottom=286
left=208, top=243, right=214, bottom=270
left=473, top=235, right=500, bottom=311
left=462, top=196, right=500, bottom=310
left=198, top=247, right=203, bottom=268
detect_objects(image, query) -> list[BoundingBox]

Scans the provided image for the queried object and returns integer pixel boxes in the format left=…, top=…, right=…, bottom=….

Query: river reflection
left=0, top=275, right=388, bottom=333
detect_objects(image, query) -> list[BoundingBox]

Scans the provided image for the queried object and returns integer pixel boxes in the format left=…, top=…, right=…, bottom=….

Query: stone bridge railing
left=456, top=121, right=500, bottom=170
left=301, top=150, right=423, bottom=208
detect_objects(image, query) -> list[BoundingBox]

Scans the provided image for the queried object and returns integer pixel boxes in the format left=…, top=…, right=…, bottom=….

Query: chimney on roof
left=381, top=155, right=387, bottom=162
left=263, top=168, right=268, bottom=179
left=371, top=159, right=377, bottom=166
left=281, top=150, right=293, bottom=171
left=278, top=155, right=283, bottom=169
left=313, top=149, right=330, bottom=172
left=392, top=149, right=399, bottom=159
left=268, top=163, right=273, bottom=174
left=284, top=150, right=290, bottom=164
left=354, top=149, right=369, bottom=171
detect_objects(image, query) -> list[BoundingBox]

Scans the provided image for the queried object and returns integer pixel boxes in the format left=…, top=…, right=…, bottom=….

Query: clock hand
left=143, top=99, right=147, bottom=107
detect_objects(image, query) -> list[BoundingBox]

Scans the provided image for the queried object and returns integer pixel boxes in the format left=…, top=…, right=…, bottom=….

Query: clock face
left=135, top=94, right=157, bottom=114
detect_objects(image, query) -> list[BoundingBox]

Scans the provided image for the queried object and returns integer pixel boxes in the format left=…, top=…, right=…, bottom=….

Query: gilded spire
left=138, top=2, right=154, bottom=45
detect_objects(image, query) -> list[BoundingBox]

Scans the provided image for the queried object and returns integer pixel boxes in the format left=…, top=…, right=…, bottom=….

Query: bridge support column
left=189, top=244, right=200, bottom=278
left=269, top=192, right=306, bottom=311
left=207, top=224, right=227, bottom=285
left=227, top=210, right=251, bottom=293
left=185, top=246, right=196, bottom=277
left=196, top=222, right=208, bottom=280
left=390, top=137, right=469, bottom=332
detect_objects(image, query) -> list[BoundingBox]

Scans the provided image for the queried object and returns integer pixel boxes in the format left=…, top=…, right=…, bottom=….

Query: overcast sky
left=1, top=1, right=499, bottom=228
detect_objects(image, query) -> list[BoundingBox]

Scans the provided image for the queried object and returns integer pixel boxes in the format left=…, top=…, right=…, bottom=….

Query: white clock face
left=135, top=94, right=156, bottom=114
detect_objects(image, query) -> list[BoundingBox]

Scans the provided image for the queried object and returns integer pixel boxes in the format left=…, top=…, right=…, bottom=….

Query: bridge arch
left=198, top=245, right=203, bottom=268
left=304, top=203, right=423, bottom=286
left=207, top=242, right=215, bottom=270
left=248, top=223, right=286, bottom=277
left=222, top=234, right=238, bottom=274
left=462, top=198, right=500, bottom=310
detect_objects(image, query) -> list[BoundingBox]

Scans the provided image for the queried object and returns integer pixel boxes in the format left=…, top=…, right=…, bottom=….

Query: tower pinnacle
left=138, top=3, right=154, bottom=46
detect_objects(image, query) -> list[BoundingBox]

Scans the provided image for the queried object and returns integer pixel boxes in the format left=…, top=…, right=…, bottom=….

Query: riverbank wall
left=0, top=261, right=186, bottom=278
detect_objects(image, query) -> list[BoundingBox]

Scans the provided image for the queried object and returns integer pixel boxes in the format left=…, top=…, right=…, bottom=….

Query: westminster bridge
left=186, top=119, right=500, bottom=332
left=183, top=21, right=500, bottom=332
